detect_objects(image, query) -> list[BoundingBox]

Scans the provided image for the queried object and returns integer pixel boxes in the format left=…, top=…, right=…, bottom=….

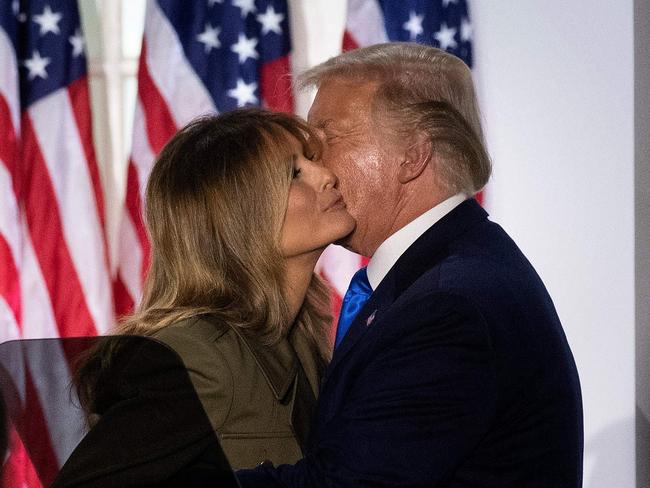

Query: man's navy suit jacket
left=239, top=198, right=583, bottom=487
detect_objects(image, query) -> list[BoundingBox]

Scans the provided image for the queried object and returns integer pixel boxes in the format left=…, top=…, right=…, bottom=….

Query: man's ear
left=397, top=133, right=433, bottom=184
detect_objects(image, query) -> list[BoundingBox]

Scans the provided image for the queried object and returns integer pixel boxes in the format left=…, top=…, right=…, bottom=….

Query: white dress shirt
left=366, top=193, right=467, bottom=290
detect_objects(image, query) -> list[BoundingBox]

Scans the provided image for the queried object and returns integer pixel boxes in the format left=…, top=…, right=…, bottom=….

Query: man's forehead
left=308, top=78, right=378, bottom=125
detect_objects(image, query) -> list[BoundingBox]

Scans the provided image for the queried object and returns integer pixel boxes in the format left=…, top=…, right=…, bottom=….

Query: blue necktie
left=334, top=267, right=372, bottom=349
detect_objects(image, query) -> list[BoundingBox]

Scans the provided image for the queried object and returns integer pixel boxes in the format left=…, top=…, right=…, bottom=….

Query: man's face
left=308, top=79, right=400, bottom=256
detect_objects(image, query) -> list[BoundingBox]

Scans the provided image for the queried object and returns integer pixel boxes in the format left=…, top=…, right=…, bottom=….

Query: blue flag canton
left=0, top=0, right=87, bottom=110
left=158, top=0, right=291, bottom=112
left=378, top=0, right=473, bottom=68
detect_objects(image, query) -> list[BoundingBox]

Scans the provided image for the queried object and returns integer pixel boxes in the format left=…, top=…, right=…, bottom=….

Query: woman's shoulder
left=150, top=315, right=236, bottom=378
left=152, top=315, right=230, bottom=349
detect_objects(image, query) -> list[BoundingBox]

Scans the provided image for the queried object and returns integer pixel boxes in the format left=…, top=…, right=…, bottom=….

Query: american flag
left=343, top=0, right=473, bottom=66
left=113, top=0, right=294, bottom=317
left=0, top=0, right=111, bottom=486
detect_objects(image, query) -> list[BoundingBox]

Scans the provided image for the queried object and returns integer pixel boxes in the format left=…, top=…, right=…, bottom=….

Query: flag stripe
left=67, top=77, right=110, bottom=266
left=260, top=55, right=294, bottom=113
left=0, top=161, right=21, bottom=274
left=19, top=218, right=62, bottom=340
left=125, top=162, right=150, bottom=279
left=21, top=114, right=97, bottom=338
left=145, top=1, right=216, bottom=126
left=0, top=235, right=21, bottom=326
left=0, top=27, right=19, bottom=134
left=26, top=341, right=87, bottom=466
left=130, top=100, right=156, bottom=203
left=0, top=94, right=18, bottom=185
left=137, top=43, right=178, bottom=154
left=1, top=427, right=45, bottom=488
left=113, top=272, right=136, bottom=318
left=21, top=369, right=59, bottom=485
left=28, top=91, right=112, bottom=334
left=345, top=0, right=388, bottom=47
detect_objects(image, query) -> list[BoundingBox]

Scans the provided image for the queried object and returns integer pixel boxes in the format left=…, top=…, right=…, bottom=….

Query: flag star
left=69, top=29, right=85, bottom=57
left=403, top=11, right=424, bottom=41
left=434, top=23, right=458, bottom=50
left=231, top=33, right=259, bottom=63
left=256, top=6, right=285, bottom=35
left=228, top=79, right=258, bottom=107
left=12, top=0, right=18, bottom=16
left=33, top=5, right=63, bottom=36
left=460, top=17, right=473, bottom=42
left=208, top=0, right=223, bottom=6
left=23, top=50, right=51, bottom=80
left=442, top=0, right=458, bottom=6
left=232, top=0, right=256, bottom=18
left=196, top=23, right=221, bottom=53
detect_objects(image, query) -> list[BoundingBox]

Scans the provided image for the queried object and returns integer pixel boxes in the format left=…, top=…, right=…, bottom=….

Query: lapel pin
left=366, top=310, right=377, bottom=327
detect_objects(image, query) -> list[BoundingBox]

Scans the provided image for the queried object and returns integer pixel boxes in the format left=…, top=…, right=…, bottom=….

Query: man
left=239, top=42, right=583, bottom=487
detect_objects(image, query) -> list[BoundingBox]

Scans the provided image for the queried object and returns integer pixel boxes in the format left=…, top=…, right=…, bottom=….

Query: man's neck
left=366, top=193, right=467, bottom=289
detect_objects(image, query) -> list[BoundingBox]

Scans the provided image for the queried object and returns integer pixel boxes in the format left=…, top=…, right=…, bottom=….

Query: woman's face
left=280, top=137, right=356, bottom=258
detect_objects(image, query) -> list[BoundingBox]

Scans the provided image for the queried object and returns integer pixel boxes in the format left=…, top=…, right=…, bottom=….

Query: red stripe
left=21, top=368, right=59, bottom=485
left=327, top=285, right=343, bottom=347
left=0, top=235, right=21, bottom=328
left=137, top=41, right=177, bottom=154
left=0, top=93, right=19, bottom=197
left=67, top=77, right=111, bottom=270
left=125, top=162, right=151, bottom=281
left=2, top=426, right=44, bottom=488
left=342, top=30, right=360, bottom=52
left=260, top=54, right=294, bottom=113
left=20, top=114, right=97, bottom=338
left=113, top=273, right=135, bottom=318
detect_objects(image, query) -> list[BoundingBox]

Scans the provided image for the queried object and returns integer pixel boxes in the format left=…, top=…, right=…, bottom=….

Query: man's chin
left=333, top=230, right=360, bottom=254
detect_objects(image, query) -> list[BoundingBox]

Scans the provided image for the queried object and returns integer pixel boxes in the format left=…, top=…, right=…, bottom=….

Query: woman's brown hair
left=76, top=109, right=333, bottom=418
left=121, top=108, right=331, bottom=361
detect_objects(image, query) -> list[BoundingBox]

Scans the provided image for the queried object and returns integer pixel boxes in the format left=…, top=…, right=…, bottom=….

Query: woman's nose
left=319, top=165, right=338, bottom=190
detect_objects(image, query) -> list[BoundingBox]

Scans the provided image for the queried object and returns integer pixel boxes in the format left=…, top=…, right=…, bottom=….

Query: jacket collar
left=325, top=198, right=489, bottom=380
left=227, top=326, right=298, bottom=401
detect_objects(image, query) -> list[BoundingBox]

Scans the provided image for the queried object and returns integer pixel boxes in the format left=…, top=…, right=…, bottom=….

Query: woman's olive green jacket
left=153, top=314, right=322, bottom=468
left=51, top=314, right=322, bottom=486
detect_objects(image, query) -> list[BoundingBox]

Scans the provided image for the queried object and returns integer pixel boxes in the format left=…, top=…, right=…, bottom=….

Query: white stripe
left=145, top=0, right=217, bottom=126
left=18, top=219, right=88, bottom=462
left=24, top=339, right=87, bottom=466
left=20, top=217, right=60, bottom=340
left=0, top=297, right=20, bottom=344
left=0, top=338, right=27, bottom=406
left=0, top=27, right=20, bottom=133
left=117, top=213, right=143, bottom=301
left=28, top=92, right=113, bottom=334
left=346, top=0, right=389, bottom=47
left=0, top=161, right=21, bottom=273
left=315, top=245, right=364, bottom=297
left=131, top=99, right=156, bottom=204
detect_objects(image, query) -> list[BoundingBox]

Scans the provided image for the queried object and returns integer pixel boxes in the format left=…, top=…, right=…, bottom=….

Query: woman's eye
left=293, top=167, right=301, bottom=178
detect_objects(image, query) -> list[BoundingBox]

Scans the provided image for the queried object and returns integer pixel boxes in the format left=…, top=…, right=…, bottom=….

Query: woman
left=53, top=108, right=355, bottom=486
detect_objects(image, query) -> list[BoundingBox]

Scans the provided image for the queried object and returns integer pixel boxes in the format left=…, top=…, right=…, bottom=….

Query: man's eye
left=293, top=167, right=301, bottom=178
left=326, top=134, right=339, bottom=144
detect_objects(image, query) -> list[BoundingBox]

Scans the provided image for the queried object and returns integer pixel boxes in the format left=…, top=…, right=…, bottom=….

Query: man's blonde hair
left=299, top=42, right=491, bottom=195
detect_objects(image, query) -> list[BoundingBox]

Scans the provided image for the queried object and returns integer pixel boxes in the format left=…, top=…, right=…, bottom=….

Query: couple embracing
left=55, top=43, right=582, bottom=487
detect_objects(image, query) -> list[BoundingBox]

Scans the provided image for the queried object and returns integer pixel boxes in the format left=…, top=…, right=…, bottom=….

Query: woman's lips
left=323, top=193, right=346, bottom=211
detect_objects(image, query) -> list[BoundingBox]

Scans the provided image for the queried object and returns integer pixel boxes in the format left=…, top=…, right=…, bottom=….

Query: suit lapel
left=324, top=199, right=489, bottom=383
